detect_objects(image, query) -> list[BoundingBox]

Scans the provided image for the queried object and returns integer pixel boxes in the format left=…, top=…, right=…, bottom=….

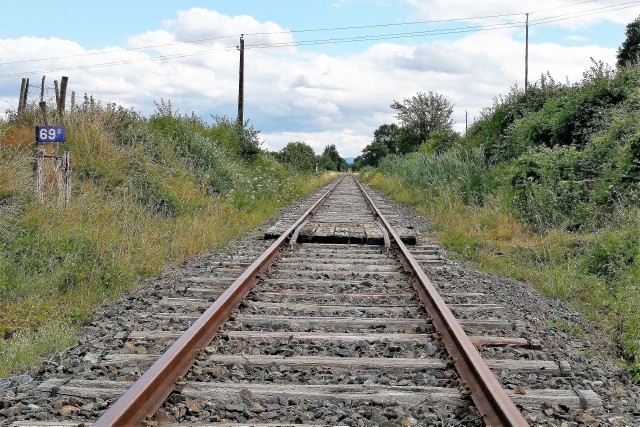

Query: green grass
left=363, top=167, right=640, bottom=378
left=362, top=66, right=640, bottom=380
left=0, top=101, right=337, bottom=377
left=0, top=321, right=77, bottom=377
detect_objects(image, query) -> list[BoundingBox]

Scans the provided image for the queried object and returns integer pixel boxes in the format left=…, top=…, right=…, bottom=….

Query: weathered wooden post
left=58, top=76, right=68, bottom=117
left=34, top=144, right=45, bottom=202
left=39, top=101, right=49, bottom=126
left=54, top=79, right=60, bottom=109
left=22, top=78, right=29, bottom=112
left=40, top=75, right=46, bottom=102
left=18, top=78, right=26, bottom=114
left=62, top=152, right=72, bottom=208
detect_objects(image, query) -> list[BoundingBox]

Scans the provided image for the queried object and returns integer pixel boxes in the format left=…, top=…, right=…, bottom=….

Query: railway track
left=2, top=175, right=626, bottom=426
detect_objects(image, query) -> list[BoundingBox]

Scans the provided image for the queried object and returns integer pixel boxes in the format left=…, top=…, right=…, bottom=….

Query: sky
left=1, top=1, right=639, bottom=158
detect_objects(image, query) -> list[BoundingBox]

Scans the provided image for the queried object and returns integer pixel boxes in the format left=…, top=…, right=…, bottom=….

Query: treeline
left=275, top=141, right=349, bottom=173
left=361, top=16, right=640, bottom=378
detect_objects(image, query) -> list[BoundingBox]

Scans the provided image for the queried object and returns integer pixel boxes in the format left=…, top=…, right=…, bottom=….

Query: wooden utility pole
left=525, top=13, right=529, bottom=91
left=465, top=110, right=468, bottom=136
left=237, top=35, right=245, bottom=126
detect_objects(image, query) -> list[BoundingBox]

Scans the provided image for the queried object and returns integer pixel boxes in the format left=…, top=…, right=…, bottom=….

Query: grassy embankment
left=364, top=63, right=640, bottom=378
left=0, top=99, right=336, bottom=376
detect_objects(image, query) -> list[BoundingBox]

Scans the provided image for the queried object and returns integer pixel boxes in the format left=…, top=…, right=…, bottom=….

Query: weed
left=548, top=320, right=586, bottom=339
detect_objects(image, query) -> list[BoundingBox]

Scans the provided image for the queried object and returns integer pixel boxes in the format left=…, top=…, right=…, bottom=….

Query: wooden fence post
left=18, top=78, right=26, bottom=113
left=40, top=75, right=46, bottom=102
left=22, top=78, right=29, bottom=112
left=35, top=145, right=45, bottom=202
left=54, top=80, right=60, bottom=110
left=58, top=76, right=68, bottom=117
left=39, top=101, right=49, bottom=126
left=62, top=152, right=72, bottom=208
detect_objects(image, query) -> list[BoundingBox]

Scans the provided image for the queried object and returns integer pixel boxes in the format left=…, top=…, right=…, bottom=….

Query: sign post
left=33, top=124, right=71, bottom=207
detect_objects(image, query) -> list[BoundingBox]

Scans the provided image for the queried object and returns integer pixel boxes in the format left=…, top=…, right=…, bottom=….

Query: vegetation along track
left=2, top=175, right=636, bottom=426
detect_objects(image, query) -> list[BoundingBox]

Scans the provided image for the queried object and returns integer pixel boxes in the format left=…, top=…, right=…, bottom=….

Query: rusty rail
left=93, top=177, right=343, bottom=427
left=354, top=178, right=528, bottom=427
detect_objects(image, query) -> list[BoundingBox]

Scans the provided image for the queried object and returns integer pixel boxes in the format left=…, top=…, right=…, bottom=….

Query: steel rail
left=354, top=178, right=528, bottom=427
left=93, top=177, right=344, bottom=427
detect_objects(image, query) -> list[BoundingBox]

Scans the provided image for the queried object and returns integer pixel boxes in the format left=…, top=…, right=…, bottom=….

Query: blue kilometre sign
left=35, top=126, right=66, bottom=143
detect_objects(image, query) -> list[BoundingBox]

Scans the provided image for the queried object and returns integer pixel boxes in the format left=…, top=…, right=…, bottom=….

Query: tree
left=361, top=140, right=390, bottom=167
left=321, top=144, right=348, bottom=171
left=277, top=141, right=317, bottom=172
left=359, top=124, right=401, bottom=167
left=352, top=155, right=365, bottom=171
left=372, top=123, right=401, bottom=154
left=390, top=91, right=454, bottom=153
left=618, top=15, right=640, bottom=67
left=318, top=154, right=337, bottom=171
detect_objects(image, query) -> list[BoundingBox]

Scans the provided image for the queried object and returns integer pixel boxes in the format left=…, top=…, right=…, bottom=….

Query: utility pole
left=237, top=35, right=245, bottom=126
left=525, top=13, right=529, bottom=92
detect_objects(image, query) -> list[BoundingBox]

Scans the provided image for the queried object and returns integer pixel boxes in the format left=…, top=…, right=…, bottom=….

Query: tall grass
left=376, top=146, right=493, bottom=205
left=0, top=101, right=335, bottom=377
left=363, top=64, right=640, bottom=380
left=365, top=159, right=640, bottom=378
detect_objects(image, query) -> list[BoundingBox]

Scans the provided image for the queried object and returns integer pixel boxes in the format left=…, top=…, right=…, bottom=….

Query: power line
left=530, top=0, right=601, bottom=14
left=0, top=20, right=529, bottom=78
left=245, top=21, right=528, bottom=50
left=0, top=0, right=627, bottom=67
left=0, top=34, right=239, bottom=67
left=1, top=1, right=639, bottom=79
left=0, top=46, right=239, bottom=79
left=530, top=1, right=640, bottom=25
left=246, top=1, right=640, bottom=50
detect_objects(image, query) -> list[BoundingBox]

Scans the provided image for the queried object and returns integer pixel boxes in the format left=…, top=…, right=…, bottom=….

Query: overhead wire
left=0, top=0, right=630, bottom=67
left=530, top=1, right=640, bottom=25
left=241, top=0, right=640, bottom=50
left=2, top=0, right=640, bottom=79
left=529, top=0, right=601, bottom=13
left=0, top=11, right=530, bottom=67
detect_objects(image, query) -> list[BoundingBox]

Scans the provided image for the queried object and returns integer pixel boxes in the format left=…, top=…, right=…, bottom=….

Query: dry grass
left=0, top=104, right=338, bottom=376
left=363, top=170, right=608, bottom=322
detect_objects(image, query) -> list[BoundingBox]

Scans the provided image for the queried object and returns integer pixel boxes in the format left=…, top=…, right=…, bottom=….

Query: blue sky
left=1, top=1, right=639, bottom=157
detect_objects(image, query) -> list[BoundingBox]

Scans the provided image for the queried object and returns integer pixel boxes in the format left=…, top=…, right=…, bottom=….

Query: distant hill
left=345, top=157, right=355, bottom=164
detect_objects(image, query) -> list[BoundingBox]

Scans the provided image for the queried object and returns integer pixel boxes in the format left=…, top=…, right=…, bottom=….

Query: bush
left=467, top=74, right=564, bottom=163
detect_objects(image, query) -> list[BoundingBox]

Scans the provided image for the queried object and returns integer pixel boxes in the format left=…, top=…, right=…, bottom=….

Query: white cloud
left=0, top=6, right=623, bottom=158
left=405, top=0, right=639, bottom=27
left=566, top=35, right=589, bottom=42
